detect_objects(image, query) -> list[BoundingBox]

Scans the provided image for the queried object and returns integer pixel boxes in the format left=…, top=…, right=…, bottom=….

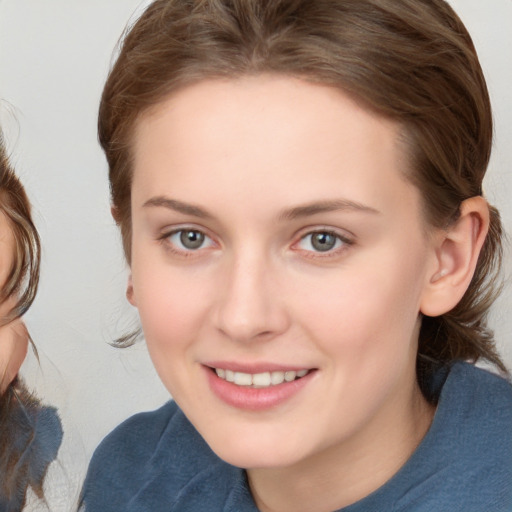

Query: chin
left=206, top=433, right=308, bottom=470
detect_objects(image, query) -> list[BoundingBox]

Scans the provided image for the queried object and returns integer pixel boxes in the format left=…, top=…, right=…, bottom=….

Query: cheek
left=131, top=270, right=208, bottom=397
left=296, top=246, right=426, bottom=357
left=135, top=272, right=207, bottom=344
left=130, top=260, right=222, bottom=377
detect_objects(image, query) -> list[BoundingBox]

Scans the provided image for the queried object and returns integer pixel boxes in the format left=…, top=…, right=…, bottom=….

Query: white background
left=0, top=1, right=510, bottom=509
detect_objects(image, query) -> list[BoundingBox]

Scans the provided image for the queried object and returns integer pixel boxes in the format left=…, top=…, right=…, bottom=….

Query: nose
left=214, top=251, right=290, bottom=343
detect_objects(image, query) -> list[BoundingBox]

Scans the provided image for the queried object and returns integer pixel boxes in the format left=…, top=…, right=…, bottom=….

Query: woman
left=0, top=133, right=61, bottom=511
left=81, top=1, right=512, bottom=510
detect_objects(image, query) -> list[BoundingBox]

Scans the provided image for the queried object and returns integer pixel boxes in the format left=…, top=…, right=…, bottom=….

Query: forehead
left=135, top=75, right=399, bottom=155
left=131, top=75, right=421, bottom=222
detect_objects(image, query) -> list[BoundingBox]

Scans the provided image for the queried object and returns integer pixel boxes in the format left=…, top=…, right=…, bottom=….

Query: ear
left=420, top=196, right=489, bottom=317
left=126, top=274, right=137, bottom=307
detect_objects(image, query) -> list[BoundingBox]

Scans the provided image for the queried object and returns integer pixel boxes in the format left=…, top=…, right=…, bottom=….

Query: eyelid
left=158, top=222, right=214, bottom=239
left=158, top=224, right=218, bottom=255
left=291, top=226, right=354, bottom=257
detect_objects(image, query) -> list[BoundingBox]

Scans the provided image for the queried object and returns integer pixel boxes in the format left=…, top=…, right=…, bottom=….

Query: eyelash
left=157, top=227, right=354, bottom=259
left=292, top=229, right=354, bottom=258
left=158, top=227, right=216, bottom=257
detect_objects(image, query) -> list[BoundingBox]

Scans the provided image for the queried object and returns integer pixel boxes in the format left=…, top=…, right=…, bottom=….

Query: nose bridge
left=215, top=245, right=288, bottom=342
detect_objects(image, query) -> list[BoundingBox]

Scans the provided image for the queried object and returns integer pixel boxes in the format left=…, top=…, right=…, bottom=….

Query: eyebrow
left=279, top=199, right=380, bottom=220
left=143, top=196, right=380, bottom=220
left=143, top=197, right=212, bottom=219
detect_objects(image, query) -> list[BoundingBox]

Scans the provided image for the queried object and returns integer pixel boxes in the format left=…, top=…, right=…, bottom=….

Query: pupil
left=312, top=232, right=336, bottom=252
left=180, top=230, right=204, bottom=249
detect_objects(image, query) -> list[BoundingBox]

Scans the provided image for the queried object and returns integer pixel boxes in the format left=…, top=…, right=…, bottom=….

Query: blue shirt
left=0, top=384, right=62, bottom=512
left=81, top=362, right=512, bottom=511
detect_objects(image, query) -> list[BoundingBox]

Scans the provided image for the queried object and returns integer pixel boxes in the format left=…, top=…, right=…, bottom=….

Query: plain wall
left=0, top=1, right=510, bottom=509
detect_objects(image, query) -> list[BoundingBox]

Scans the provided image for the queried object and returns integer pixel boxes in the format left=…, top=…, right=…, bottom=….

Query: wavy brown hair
left=0, top=136, right=40, bottom=323
left=99, top=0, right=506, bottom=375
left=0, top=134, right=45, bottom=506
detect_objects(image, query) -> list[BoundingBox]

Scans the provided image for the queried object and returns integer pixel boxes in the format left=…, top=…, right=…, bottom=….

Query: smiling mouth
left=212, top=368, right=311, bottom=388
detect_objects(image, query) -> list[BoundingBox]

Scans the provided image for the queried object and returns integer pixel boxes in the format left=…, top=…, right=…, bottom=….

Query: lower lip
left=204, top=367, right=315, bottom=411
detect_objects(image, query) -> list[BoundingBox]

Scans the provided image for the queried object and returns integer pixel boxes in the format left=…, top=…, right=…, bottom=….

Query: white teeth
left=234, top=372, right=252, bottom=386
left=252, top=372, right=271, bottom=387
left=214, top=368, right=309, bottom=387
left=271, top=371, right=285, bottom=385
left=284, top=371, right=296, bottom=382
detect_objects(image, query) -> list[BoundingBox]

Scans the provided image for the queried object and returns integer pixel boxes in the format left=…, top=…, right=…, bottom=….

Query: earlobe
left=126, top=274, right=137, bottom=307
left=420, top=196, right=490, bottom=317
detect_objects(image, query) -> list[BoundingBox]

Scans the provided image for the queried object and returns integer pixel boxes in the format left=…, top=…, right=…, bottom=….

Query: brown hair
left=0, top=134, right=46, bottom=506
left=0, top=135, right=40, bottom=324
left=99, top=0, right=506, bottom=374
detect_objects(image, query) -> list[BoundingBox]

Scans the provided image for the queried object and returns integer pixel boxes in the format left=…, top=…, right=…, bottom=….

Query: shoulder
left=80, top=401, right=248, bottom=512
left=0, top=386, right=62, bottom=511
left=443, top=362, right=512, bottom=469
left=346, top=362, right=512, bottom=512
left=80, top=401, right=179, bottom=509
left=89, top=400, right=180, bottom=463
left=443, top=361, right=512, bottom=420
left=435, top=361, right=512, bottom=469
left=405, top=361, right=512, bottom=511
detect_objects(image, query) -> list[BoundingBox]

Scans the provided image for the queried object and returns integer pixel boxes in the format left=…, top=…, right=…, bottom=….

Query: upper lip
left=203, top=361, right=314, bottom=373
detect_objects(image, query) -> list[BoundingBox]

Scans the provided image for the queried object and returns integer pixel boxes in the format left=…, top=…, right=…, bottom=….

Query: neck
left=247, top=377, right=435, bottom=512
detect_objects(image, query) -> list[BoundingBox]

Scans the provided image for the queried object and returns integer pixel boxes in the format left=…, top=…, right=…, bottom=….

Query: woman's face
left=128, top=76, right=438, bottom=469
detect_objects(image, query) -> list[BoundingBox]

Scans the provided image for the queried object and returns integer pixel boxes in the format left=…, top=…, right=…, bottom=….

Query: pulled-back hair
left=99, top=0, right=506, bottom=375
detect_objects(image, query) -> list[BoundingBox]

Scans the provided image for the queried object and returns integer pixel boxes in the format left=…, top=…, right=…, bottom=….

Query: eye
left=167, top=229, right=214, bottom=251
left=296, top=230, right=350, bottom=253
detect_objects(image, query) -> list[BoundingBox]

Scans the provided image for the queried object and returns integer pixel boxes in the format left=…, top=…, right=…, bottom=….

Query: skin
left=0, top=211, right=27, bottom=394
left=127, top=76, right=487, bottom=511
